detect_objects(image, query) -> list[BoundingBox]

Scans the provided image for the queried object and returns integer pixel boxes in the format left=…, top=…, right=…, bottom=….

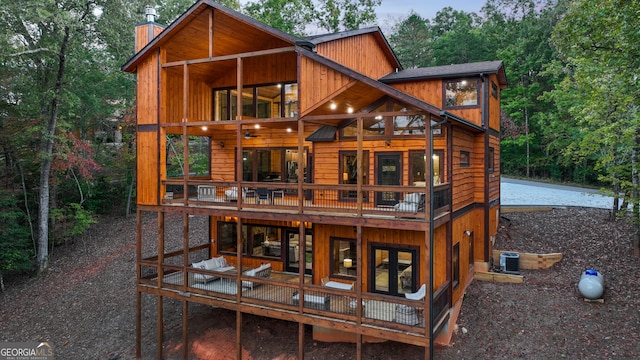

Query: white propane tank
left=578, top=269, right=604, bottom=300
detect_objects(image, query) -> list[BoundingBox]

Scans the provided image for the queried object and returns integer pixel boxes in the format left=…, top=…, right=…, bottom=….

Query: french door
left=370, top=244, right=418, bottom=296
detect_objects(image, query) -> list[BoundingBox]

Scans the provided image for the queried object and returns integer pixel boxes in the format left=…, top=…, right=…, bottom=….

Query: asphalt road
left=501, top=177, right=614, bottom=209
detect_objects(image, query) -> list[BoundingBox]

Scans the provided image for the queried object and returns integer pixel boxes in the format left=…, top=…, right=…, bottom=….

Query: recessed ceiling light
left=286, top=128, right=292, bottom=133
left=254, top=124, right=260, bottom=129
left=330, top=102, right=337, bottom=110
left=347, top=106, right=354, bottom=114
left=201, top=126, right=208, bottom=131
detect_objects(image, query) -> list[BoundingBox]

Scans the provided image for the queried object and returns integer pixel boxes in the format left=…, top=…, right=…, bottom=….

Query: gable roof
left=380, top=61, right=507, bottom=86
left=122, top=0, right=299, bottom=72
left=298, top=47, right=442, bottom=117
left=304, top=27, right=401, bottom=70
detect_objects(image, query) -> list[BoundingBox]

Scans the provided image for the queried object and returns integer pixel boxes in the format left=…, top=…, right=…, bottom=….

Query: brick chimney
left=135, top=6, right=165, bottom=52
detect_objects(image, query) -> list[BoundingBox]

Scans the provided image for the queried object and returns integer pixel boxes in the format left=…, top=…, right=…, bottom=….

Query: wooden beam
left=491, top=250, right=563, bottom=270
left=474, top=271, right=524, bottom=283
left=161, top=46, right=296, bottom=68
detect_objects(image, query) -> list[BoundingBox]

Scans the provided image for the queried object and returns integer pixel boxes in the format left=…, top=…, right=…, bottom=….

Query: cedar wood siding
left=136, top=54, right=161, bottom=205
left=388, top=80, right=483, bottom=127
left=299, top=56, right=353, bottom=114
left=313, top=33, right=396, bottom=80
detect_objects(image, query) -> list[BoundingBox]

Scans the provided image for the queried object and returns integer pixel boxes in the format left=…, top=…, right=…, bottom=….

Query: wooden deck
left=140, top=264, right=433, bottom=345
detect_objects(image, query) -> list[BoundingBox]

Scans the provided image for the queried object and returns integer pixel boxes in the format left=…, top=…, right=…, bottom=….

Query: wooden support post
left=157, top=295, right=163, bottom=360
left=298, top=322, right=304, bottom=360
left=236, top=311, right=242, bottom=360
left=136, top=291, right=141, bottom=359
left=136, top=210, right=142, bottom=359
left=182, top=300, right=188, bottom=360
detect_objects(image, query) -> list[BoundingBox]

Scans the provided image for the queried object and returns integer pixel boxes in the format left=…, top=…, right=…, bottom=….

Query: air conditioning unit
left=500, top=252, right=520, bottom=274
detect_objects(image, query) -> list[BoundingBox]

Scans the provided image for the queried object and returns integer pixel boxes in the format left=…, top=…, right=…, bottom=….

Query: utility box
left=500, top=252, right=520, bottom=274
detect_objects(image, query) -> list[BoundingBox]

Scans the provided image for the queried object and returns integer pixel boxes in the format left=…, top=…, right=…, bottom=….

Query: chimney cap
left=145, top=6, right=157, bottom=22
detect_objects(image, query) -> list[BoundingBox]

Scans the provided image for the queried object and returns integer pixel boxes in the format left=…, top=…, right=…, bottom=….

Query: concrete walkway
left=500, top=177, right=615, bottom=209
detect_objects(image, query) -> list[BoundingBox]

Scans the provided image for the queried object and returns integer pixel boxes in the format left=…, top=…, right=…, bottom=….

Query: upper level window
left=213, top=83, right=298, bottom=120
left=444, top=79, right=479, bottom=108
left=488, top=147, right=495, bottom=173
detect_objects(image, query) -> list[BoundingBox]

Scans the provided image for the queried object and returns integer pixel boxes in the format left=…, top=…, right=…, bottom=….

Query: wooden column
left=356, top=117, right=363, bottom=216
left=157, top=295, right=163, bottom=360
left=136, top=210, right=142, bottom=359
left=235, top=57, right=243, bottom=210
left=182, top=213, right=189, bottom=359
left=425, top=116, right=433, bottom=360
left=182, top=300, right=189, bottom=360
left=182, top=63, right=190, bottom=206
left=356, top=224, right=362, bottom=360
left=298, top=322, right=305, bottom=360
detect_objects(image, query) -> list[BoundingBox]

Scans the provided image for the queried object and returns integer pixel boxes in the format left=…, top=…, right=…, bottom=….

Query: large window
left=444, top=79, right=479, bottom=108
left=166, top=135, right=210, bottom=178
left=213, top=83, right=298, bottom=120
left=242, top=148, right=307, bottom=182
left=331, top=237, right=356, bottom=277
left=217, top=222, right=287, bottom=260
left=339, top=150, right=369, bottom=200
left=409, top=150, right=444, bottom=186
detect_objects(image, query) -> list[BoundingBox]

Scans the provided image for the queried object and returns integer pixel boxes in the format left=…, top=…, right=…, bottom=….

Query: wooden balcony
left=161, top=179, right=451, bottom=221
left=138, top=244, right=451, bottom=347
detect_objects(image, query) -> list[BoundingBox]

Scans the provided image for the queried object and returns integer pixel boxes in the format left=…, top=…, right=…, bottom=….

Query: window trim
left=443, top=78, right=481, bottom=109
left=460, top=151, right=470, bottom=166
left=339, top=150, right=369, bottom=201
left=330, top=236, right=357, bottom=279
left=212, top=82, right=298, bottom=120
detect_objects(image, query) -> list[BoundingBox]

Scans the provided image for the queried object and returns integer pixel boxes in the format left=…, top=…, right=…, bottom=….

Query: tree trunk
left=633, top=123, right=640, bottom=257
left=37, top=26, right=70, bottom=274
left=126, top=168, right=136, bottom=217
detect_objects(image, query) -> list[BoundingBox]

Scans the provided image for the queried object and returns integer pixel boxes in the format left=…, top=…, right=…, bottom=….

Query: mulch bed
left=0, top=207, right=638, bottom=359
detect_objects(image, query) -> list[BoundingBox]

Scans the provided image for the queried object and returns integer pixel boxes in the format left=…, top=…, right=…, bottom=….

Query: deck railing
left=138, top=248, right=435, bottom=336
left=162, top=179, right=450, bottom=219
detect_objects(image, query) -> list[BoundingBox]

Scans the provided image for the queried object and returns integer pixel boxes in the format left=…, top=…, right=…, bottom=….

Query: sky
left=376, top=0, right=485, bottom=31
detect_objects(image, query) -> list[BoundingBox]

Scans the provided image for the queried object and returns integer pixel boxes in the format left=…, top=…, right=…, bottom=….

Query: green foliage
left=244, top=0, right=315, bottom=36
left=0, top=191, right=33, bottom=275
left=50, top=203, right=96, bottom=242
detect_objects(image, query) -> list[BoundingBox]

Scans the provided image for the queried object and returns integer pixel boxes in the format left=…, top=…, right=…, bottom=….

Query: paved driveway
left=501, top=177, right=614, bottom=209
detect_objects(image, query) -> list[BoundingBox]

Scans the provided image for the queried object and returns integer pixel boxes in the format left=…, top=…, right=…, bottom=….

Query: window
left=491, top=81, right=498, bottom=99
left=213, top=83, right=298, bottom=120
left=488, top=147, right=495, bottom=173
left=409, top=151, right=426, bottom=186
left=394, top=115, right=426, bottom=135
left=453, top=243, right=460, bottom=289
left=339, top=150, right=369, bottom=199
left=444, top=79, right=479, bottom=108
left=166, top=135, right=210, bottom=178
left=241, top=148, right=307, bottom=182
left=460, top=151, right=470, bottom=166
left=331, top=237, right=356, bottom=277
left=432, top=150, right=444, bottom=185
left=217, top=221, right=287, bottom=260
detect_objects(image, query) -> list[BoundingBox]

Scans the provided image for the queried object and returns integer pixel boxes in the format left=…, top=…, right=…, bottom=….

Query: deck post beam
left=157, top=295, right=163, bottom=360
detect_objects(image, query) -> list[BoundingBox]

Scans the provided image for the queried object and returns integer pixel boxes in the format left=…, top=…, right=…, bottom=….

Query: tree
left=244, top=0, right=315, bottom=36
left=550, top=0, right=640, bottom=252
left=314, top=0, right=381, bottom=33
left=387, top=12, right=431, bottom=68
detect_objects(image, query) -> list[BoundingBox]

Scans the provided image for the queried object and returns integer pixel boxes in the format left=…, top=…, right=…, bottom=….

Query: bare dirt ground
left=1, top=207, right=639, bottom=359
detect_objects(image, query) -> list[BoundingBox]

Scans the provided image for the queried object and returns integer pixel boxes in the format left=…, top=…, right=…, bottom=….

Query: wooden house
left=122, top=1, right=506, bottom=359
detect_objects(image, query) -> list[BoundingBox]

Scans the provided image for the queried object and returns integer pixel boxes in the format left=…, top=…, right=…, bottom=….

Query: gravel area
left=1, top=207, right=638, bottom=359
